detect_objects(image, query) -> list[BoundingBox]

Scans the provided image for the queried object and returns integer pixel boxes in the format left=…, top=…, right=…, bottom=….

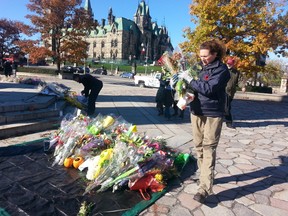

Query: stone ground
left=1, top=73, right=288, bottom=216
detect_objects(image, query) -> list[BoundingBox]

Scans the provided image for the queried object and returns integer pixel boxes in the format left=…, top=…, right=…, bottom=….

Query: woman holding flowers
left=171, top=39, right=230, bottom=203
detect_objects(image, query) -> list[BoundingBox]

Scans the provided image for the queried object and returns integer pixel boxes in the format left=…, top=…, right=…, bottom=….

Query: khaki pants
left=191, top=114, right=223, bottom=195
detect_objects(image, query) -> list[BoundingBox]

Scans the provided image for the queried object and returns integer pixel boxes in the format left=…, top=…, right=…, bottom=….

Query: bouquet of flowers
left=64, top=91, right=88, bottom=110
left=158, top=51, right=202, bottom=110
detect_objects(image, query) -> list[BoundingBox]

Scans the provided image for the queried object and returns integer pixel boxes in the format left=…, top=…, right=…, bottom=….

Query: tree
left=25, top=0, right=97, bottom=71
left=0, top=19, right=22, bottom=64
left=260, top=59, right=286, bottom=86
left=16, top=39, right=51, bottom=65
left=180, top=0, right=288, bottom=84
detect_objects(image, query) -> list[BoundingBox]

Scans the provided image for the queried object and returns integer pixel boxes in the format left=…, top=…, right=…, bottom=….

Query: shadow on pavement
left=205, top=155, right=288, bottom=207
left=233, top=99, right=288, bottom=122
left=166, top=156, right=198, bottom=192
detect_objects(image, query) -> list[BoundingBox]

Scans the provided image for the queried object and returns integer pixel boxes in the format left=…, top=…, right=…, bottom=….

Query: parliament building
left=84, top=0, right=173, bottom=63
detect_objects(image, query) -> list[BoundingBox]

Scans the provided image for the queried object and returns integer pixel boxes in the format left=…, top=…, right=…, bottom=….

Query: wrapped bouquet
left=64, top=91, right=88, bottom=110
left=158, top=51, right=202, bottom=110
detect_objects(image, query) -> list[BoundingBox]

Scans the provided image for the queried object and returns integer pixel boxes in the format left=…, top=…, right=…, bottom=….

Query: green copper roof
left=89, top=17, right=139, bottom=37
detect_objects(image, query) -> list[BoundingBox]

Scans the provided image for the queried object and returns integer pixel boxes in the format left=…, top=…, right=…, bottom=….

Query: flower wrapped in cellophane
left=158, top=51, right=180, bottom=75
left=64, top=91, right=88, bottom=110
left=48, top=112, right=190, bottom=200
left=158, top=51, right=202, bottom=110
left=52, top=113, right=90, bottom=166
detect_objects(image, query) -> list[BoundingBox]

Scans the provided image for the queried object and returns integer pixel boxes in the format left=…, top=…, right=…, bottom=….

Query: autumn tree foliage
left=0, top=19, right=22, bottom=64
left=180, top=0, right=288, bottom=82
left=25, top=0, right=97, bottom=71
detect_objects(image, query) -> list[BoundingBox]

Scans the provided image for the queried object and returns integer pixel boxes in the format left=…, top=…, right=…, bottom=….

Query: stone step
left=0, top=100, right=66, bottom=125
left=0, top=105, right=78, bottom=140
left=0, top=94, right=56, bottom=113
left=0, top=117, right=61, bottom=139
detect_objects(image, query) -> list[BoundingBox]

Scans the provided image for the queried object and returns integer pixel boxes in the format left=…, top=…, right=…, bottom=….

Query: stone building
left=84, top=0, right=173, bottom=63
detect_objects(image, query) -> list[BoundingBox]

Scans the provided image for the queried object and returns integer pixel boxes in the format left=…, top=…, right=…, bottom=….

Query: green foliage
left=17, top=66, right=57, bottom=75
left=91, top=62, right=162, bottom=74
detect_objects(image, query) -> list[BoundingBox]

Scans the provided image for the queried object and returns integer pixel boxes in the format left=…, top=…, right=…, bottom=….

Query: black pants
left=225, top=96, right=233, bottom=123
left=156, top=102, right=164, bottom=115
left=4, top=70, right=12, bottom=77
left=87, top=85, right=103, bottom=115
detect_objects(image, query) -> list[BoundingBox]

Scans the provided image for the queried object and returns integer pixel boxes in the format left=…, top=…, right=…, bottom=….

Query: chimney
left=101, top=19, right=105, bottom=28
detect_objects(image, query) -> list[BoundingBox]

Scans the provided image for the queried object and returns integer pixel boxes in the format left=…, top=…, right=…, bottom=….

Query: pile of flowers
left=48, top=113, right=189, bottom=199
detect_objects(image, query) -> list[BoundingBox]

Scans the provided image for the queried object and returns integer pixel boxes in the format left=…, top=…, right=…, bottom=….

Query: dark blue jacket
left=189, top=59, right=230, bottom=117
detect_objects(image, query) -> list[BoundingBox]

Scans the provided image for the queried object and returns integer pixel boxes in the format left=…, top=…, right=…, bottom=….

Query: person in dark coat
left=171, top=39, right=230, bottom=203
left=3, top=60, right=12, bottom=77
left=225, top=58, right=240, bottom=129
left=155, top=80, right=165, bottom=116
left=163, top=80, right=174, bottom=119
left=73, top=73, right=103, bottom=116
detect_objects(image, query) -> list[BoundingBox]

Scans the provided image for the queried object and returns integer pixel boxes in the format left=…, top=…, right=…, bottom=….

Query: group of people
left=72, top=39, right=240, bottom=204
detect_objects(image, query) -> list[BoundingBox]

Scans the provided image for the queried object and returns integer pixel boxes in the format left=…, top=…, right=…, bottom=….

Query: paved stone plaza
left=1, top=73, right=288, bottom=216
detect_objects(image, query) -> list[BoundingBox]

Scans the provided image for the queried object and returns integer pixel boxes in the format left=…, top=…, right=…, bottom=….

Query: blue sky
left=0, top=0, right=193, bottom=49
left=1, top=0, right=287, bottom=64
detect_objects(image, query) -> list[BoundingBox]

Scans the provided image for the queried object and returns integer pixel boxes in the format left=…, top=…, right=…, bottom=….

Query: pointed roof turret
left=84, top=0, right=93, bottom=14
left=135, top=0, right=150, bottom=17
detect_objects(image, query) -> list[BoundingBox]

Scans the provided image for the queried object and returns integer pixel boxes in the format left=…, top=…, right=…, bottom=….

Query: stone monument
left=279, top=74, right=288, bottom=94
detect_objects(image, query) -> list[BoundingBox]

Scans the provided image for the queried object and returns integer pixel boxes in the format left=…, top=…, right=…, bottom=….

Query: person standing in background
left=155, top=79, right=165, bottom=116
left=163, top=80, right=174, bottom=120
left=3, top=60, right=12, bottom=77
left=225, top=58, right=240, bottom=129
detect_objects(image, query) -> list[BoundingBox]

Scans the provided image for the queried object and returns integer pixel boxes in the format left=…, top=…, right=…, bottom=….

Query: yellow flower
left=93, top=148, right=113, bottom=178
left=155, top=173, right=163, bottom=182
left=102, top=116, right=115, bottom=128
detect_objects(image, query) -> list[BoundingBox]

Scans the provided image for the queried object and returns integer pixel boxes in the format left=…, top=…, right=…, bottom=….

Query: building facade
left=84, top=0, right=173, bottom=63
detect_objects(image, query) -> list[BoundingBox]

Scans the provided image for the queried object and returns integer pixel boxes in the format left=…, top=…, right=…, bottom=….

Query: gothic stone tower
left=85, top=0, right=173, bottom=62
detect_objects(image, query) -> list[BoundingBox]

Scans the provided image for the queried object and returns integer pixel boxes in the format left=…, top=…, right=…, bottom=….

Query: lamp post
left=26, top=54, right=29, bottom=66
left=141, top=42, right=149, bottom=75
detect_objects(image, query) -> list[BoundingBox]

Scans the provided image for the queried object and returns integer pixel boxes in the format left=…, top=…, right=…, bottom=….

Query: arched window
left=101, top=41, right=105, bottom=48
left=93, top=41, right=96, bottom=48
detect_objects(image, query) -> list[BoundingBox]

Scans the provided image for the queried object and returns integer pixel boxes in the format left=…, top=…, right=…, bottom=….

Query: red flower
left=204, top=75, right=209, bottom=81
